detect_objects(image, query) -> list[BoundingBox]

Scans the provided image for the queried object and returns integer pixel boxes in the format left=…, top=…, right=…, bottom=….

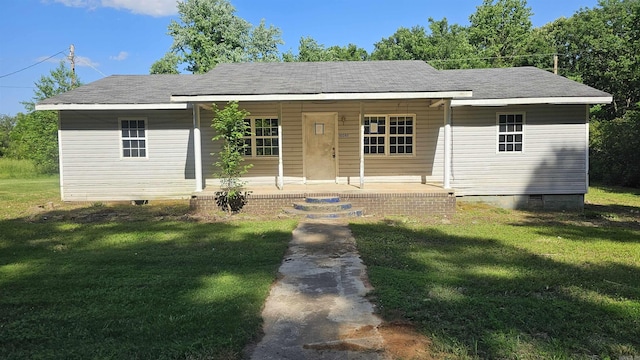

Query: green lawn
left=352, top=188, right=640, bottom=359
left=0, top=177, right=297, bottom=359
left=3, top=176, right=639, bottom=359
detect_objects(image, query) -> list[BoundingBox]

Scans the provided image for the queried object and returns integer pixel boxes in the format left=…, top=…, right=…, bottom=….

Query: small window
left=363, top=114, right=415, bottom=156
left=121, top=119, right=147, bottom=158
left=243, top=117, right=279, bottom=157
left=498, top=113, right=524, bottom=152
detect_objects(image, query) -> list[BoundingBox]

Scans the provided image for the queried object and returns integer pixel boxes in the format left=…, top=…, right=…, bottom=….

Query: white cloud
left=75, top=56, right=100, bottom=68
left=49, top=0, right=179, bottom=17
left=109, top=51, right=129, bottom=61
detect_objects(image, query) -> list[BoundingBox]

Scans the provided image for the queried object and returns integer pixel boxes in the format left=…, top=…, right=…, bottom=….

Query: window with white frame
left=243, top=117, right=279, bottom=157
left=497, top=113, right=524, bottom=152
left=364, top=115, right=415, bottom=156
left=120, top=118, right=147, bottom=158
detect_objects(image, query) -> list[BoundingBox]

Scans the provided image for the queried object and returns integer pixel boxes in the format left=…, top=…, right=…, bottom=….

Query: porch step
left=293, top=201, right=353, bottom=212
left=285, top=196, right=363, bottom=219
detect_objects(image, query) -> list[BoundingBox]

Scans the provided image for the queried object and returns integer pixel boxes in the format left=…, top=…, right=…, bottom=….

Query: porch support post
left=443, top=99, right=452, bottom=189
left=359, top=102, right=365, bottom=189
left=277, top=102, right=284, bottom=190
left=193, top=104, right=203, bottom=192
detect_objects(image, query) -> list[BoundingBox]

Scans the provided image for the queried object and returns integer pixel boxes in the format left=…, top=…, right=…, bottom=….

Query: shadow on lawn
left=0, top=205, right=294, bottom=359
left=351, top=221, right=640, bottom=359
left=510, top=202, right=640, bottom=242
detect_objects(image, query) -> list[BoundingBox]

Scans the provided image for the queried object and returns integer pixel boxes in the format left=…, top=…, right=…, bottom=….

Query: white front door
left=303, top=113, right=337, bottom=181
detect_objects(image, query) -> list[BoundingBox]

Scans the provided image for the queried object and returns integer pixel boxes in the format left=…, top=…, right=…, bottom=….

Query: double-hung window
left=120, top=118, right=147, bottom=158
left=497, top=113, right=524, bottom=153
left=364, top=114, right=415, bottom=156
left=243, top=117, right=279, bottom=157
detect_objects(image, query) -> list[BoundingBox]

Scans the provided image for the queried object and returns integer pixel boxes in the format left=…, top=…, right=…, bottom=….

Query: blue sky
left=0, top=0, right=599, bottom=116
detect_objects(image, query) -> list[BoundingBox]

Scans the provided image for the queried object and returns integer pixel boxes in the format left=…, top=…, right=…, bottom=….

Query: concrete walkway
left=249, top=220, right=387, bottom=360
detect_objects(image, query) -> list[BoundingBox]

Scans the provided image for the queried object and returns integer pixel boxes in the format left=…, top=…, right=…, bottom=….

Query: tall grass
left=0, top=158, right=41, bottom=179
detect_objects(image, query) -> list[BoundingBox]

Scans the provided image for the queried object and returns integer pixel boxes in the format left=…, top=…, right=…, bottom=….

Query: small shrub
left=211, top=101, right=253, bottom=213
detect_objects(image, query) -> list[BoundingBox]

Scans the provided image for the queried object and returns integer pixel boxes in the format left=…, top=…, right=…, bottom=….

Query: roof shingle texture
left=443, top=67, right=610, bottom=99
left=175, top=60, right=458, bottom=96
left=38, top=74, right=198, bottom=105
left=38, top=60, right=610, bottom=105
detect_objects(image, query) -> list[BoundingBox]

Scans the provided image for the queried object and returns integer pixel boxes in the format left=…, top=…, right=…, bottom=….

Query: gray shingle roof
left=38, top=74, right=199, bottom=105
left=174, top=60, right=457, bottom=96
left=442, top=67, right=610, bottom=99
left=37, top=61, right=611, bottom=106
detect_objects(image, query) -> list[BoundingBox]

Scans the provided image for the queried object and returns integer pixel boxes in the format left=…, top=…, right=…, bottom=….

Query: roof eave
left=171, top=91, right=473, bottom=103
left=451, top=96, right=613, bottom=107
left=35, top=103, right=191, bottom=111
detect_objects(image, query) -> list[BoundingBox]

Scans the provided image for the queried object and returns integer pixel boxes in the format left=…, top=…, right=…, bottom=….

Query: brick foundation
left=191, top=191, right=456, bottom=217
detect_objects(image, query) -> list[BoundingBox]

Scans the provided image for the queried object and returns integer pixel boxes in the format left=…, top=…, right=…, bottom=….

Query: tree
left=371, top=26, right=431, bottom=61
left=326, top=44, right=369, bottom=61
left=371, top=18, right=481, bottom=69
left=8, top=61, right=79, bottom=173
left=283, top=36, right=368, bottom=62
left=7, top=111, right=59, bottom=173
left=150, top=53, right=181, bottom=74
left=247, top=19, right=284, bottom=62
left=590, top=110, right=640, bottom=187
left=22, top=61, right=80, bottom=112
left=155, top=0, right=283, bottom=74
left=546, top=0, right=640, bottom=118
left=0, top=114, right=16, bottom=157
left=211, top=101, right=252, bottom=213
left=468, top=0, right=535, bottom=67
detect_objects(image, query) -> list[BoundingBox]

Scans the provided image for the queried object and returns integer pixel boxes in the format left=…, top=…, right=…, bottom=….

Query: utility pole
left=553, top=54, right=558, bottom=75
left=68, top=44, right=76, bottom=86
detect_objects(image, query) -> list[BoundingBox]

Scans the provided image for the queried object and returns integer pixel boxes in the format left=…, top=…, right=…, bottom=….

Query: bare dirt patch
left=378, top=322, right=435, bottom=360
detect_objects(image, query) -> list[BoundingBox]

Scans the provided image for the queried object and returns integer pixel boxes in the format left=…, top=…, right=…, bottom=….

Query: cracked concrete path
left=249, top=220, right=387, bottom=360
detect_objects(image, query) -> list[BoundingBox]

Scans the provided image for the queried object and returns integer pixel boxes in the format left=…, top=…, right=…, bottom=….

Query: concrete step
left=284, top=208, right=364, bottom=219
left=304, top=196, right=341, bottom=204
left=293, top=201, right=353, bottom=212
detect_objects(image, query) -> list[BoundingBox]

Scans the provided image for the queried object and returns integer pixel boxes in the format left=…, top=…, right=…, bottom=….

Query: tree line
left=2, top=0, right=638, bottom=187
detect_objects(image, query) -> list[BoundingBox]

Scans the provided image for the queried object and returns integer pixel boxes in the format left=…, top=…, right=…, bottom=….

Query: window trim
left=496, top=112, right=525, bottom=154
left=243, top=116, right=279, bottom=158
left=363, top=113, right=416, bottom=157
left=119, top=117, right=148, bottom=159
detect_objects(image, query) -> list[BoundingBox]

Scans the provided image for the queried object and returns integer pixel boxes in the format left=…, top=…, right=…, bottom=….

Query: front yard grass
left=0, top=177, right=297, bottom=359
left=352, top=187, right=640, bottom=359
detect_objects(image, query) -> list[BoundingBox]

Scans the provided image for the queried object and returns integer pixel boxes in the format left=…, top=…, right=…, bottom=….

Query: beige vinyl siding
left=359, top=100, right=442, bottom=182
left=59, top=110, right=195, bottom=201
left=450, top=104, right=588, bottom=196
left=203, top=100, right=442, bottom=186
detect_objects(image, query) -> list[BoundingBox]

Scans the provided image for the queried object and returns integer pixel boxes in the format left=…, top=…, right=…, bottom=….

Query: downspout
left=585, top=104, right=590, bottom=193
left=443, top=99, right=452, bottom=189
left=359, top=102, right=365, bottom=189
left=193, top=104, right=203, bottom=192
left=278, top=102, right=284, bottom=190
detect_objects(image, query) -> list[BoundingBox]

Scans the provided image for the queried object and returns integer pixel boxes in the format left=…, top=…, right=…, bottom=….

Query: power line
left=75, top=56, right=107, bottom=77
left=0, top=49, right=67, bottom=79
left=427, top=52, right=559, bottom=63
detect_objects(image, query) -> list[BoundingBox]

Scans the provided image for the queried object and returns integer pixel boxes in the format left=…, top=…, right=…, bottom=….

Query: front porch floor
left=191, top=183, right=456, bottom=218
